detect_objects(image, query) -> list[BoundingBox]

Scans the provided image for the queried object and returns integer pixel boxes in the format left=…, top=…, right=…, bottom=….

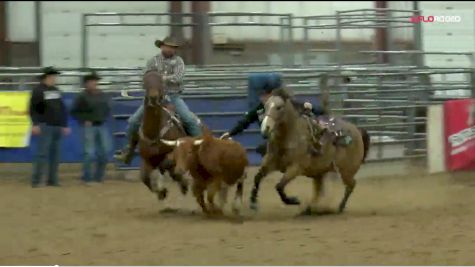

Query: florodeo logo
left=410, top=15, right=461, bottom=23
left=0, top=106, right=28, bottom=116
left=448, top=126, right=475, bottom=148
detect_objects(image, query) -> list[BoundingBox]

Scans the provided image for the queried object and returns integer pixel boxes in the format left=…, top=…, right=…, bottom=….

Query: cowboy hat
left=83, top=70, right=102, bottom=83
left=154, top=36, right=180, bottom=48
left=40, top=66, right=61, bottom=79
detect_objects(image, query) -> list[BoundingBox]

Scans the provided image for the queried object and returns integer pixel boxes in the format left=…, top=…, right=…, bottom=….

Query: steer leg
left=232, top=177, right=244, bottom=215
left=218, top=183, right=229, bottom=212
left=207, top=179, right=223, bottom=215
left=192, top=180, right=208, bottom=215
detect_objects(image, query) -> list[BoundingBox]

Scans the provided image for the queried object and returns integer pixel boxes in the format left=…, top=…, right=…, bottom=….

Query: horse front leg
left=249, top=155, right=273, bottom=211
left=159, top=157, right=188, bottom=196
left=275, top=164, right=301, bottom=205
left=140, top=161, right=154, bottom=192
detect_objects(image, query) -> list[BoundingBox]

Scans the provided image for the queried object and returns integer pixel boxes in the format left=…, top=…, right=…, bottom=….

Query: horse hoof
left=338, top=204, right=346, bottom=214
left=157, top=189, right=168, bottom=200
left=299, top=207, right=313, bottom=216
left=284, top=197, right=300, bottom=205
left=232, top=207, right=240, bottom=216
left=180, top=184, right=188, bottom=195
left=159, top=207, right=179, bottom=214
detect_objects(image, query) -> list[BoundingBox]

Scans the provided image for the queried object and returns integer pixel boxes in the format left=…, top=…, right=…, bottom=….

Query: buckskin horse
left=139, top=70, right=189, bottom=201
left=250, top=88, right=370, bottom=214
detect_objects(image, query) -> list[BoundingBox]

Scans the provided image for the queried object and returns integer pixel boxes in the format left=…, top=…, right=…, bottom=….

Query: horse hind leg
left=338, top=170, right=357, bottom=213
left=301, top=175, right=324, bottom=216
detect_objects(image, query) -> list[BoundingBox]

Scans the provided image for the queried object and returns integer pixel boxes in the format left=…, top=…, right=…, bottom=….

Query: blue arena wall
left=0, top=92, right=321, bottom=167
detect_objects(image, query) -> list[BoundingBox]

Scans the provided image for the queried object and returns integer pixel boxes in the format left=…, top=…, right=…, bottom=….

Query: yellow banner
left=0, top=91, right=32, bottom=148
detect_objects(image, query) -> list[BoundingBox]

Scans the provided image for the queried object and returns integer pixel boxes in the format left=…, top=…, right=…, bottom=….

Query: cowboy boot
left=114, top=132, right=139, bottom=165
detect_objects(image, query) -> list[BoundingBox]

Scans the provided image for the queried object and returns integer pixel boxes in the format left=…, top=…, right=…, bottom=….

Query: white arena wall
left=4, top=1, right=474, bottom=68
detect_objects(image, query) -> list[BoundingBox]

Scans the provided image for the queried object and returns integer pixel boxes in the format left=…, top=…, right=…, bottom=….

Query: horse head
left=261, top=88, right=293, bottom=138
left=143, top=70, right=165, bottom=106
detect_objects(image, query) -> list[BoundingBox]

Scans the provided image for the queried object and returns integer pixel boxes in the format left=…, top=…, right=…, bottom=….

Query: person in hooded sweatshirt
left=29, top=67, right=70, bottom=188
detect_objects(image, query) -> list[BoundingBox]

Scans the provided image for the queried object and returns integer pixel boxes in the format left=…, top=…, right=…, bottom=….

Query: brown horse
left=250, top=88, right=370, bottom=214
left=139, top=71, right=189, bottom=200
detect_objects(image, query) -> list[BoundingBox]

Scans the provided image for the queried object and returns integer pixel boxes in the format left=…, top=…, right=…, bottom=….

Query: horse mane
left=143, top=70, right=163, bottom=95
left=272, top=87, right=293, bottom=101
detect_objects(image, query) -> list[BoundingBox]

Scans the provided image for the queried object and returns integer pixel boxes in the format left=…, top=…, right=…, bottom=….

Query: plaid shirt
left=144, top=54, right=185, bottom=94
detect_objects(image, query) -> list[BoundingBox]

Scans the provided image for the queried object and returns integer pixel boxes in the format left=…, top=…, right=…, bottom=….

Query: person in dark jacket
left=29, top=66, right=70, bottom=187
left=71, top=71, right=112, bottom=185
left=220, top=77, right=326, bottom=156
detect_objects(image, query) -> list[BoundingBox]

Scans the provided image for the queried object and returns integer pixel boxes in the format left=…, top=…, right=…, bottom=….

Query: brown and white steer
left=161, top=130, right=248, bottom=215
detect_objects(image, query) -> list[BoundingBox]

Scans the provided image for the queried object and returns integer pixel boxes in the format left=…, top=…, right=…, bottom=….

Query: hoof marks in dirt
left=159, top=207, right=179, bottom=214
left=297, top=207, right=335, bottom=217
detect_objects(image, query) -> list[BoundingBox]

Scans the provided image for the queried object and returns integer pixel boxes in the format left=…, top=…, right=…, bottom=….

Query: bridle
left=139, top=90, right=184, bottom=146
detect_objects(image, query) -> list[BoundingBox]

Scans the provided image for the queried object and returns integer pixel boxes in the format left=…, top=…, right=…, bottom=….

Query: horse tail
left=319, top=73, right=330, bottom=114
left=359, top=128, right=370, bottom=163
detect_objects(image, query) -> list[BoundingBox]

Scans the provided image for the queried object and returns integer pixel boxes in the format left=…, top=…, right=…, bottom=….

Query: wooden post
left=191, top=1, right=211, bottom=66
left=0, top=1, right=8, bottom=65
left=374, top=1, right=388, bottom=64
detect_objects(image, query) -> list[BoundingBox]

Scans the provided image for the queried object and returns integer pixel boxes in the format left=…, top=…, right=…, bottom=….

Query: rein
left=139, top=96, right=185, bottom=146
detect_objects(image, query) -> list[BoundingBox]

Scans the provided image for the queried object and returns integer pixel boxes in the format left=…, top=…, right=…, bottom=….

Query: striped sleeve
left=144, top=57, right=158, bottom=73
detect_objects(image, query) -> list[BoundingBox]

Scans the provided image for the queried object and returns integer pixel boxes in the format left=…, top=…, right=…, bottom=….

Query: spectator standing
left=71, top=71, right=112, bottom=185
left=29, top=67, right=70, bottom=188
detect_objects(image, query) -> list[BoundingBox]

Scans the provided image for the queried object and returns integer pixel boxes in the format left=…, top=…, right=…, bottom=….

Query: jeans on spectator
left=31, top=124, right=62, bottom=186
left=82, top=125, right=112, bottom=182
left=127, top=94, right=202, bottom=138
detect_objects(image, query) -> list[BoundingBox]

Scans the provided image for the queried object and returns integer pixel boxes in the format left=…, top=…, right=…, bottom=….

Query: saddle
left=151, top=105, right=202, bottom=139
left=303, top=114, right=352, bottom=154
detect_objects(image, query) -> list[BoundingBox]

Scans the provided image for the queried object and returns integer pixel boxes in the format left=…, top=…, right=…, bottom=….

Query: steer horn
left=193, top=139, right=203, bottom=146
left=160, top=139, right=178, bottom=146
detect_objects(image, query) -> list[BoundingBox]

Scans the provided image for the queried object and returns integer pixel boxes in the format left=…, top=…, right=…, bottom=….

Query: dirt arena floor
left=1, top=163, right=475, bottom=265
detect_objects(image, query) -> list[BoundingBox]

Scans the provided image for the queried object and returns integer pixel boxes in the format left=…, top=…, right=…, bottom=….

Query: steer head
left=161, top=137, right=204, bottom=176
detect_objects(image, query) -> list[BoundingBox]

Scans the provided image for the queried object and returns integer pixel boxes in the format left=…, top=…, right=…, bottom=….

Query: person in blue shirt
left=220, top=75, right=326, bottom=156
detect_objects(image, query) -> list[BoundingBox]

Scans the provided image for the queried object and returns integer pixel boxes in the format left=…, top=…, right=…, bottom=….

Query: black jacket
left=229, top=100, right=325, bottom=136
left=29, top=83, right=68, bottom=127
left=70, top=90, right=111, bottom=125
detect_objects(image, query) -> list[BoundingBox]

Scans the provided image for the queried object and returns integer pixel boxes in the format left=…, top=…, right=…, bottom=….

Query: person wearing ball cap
left=114, top=36, right=202, bottom=165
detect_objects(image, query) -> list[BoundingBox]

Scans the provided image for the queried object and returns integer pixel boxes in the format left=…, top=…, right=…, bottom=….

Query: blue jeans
left=127, top=94, right=202, bottom=138
left=31, top=125, right=62, bottom=186
left=82, top=125, right=112, bottom=182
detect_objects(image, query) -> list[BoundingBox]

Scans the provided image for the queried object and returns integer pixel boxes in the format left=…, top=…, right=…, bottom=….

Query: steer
left=161, top=129, right=248, bottom=216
